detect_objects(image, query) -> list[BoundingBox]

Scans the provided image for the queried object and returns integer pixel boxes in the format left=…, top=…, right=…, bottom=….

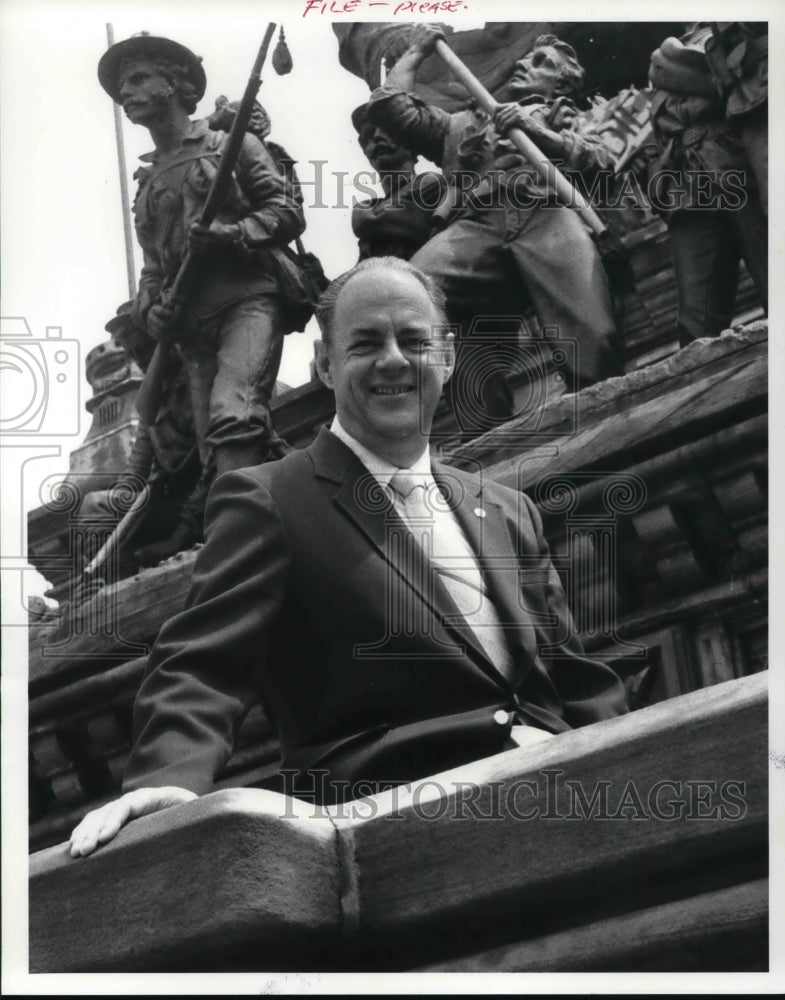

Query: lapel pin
left=474, top=507, right=486, bottom=518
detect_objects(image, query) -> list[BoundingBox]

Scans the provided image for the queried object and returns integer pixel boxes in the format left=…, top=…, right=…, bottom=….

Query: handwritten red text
left=302, top=0, right=467, bottom=16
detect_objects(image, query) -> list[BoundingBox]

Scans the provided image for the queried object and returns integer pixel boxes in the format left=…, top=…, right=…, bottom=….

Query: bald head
left=316, top=257, right=448, bottom=347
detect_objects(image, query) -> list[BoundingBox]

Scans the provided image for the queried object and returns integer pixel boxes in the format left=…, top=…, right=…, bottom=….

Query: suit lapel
left=311, top=429, right=421, bottom=579
left=310, top=431, right=506, bottom=684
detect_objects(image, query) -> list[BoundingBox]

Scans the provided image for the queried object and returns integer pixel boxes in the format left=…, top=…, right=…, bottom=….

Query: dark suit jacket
left=124, top=429, right=627, bottom=803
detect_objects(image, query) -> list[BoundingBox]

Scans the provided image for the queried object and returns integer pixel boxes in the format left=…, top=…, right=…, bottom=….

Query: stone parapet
left=30, top=672, right=767, bottom=972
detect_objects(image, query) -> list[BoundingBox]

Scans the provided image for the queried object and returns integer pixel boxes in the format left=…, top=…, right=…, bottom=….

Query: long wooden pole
left=82, top=485, right=151, bottom=579
left=106, top=23, right=137, bottom=297
left=433, top=38, right=607, bottom=237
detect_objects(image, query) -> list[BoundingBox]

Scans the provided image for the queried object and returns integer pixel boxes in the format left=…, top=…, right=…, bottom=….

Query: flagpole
left=106, top=23, right=137, bottom=298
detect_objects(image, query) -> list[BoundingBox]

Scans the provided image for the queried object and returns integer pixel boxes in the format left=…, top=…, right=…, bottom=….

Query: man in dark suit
left=70, top=257, right=627, bottom=857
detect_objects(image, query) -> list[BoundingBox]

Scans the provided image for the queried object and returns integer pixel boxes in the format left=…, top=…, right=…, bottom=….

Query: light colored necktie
left=389, top=470, right=515, bottom=684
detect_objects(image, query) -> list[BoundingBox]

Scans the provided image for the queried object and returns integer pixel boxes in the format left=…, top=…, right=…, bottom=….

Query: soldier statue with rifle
left=96, top=31, right=306, bottom=562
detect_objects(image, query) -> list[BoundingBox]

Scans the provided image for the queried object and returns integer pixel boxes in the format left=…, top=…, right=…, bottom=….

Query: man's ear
left=441, top=331, right=456, bottom=383
left=314, top=340, right=334, bottom=389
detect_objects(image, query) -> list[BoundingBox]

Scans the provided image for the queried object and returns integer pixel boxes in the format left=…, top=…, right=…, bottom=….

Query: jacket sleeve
left=527, top=101, right=615, bottom=175
left=123, top=468, right=291, bottom=794
left=557, top=124, right=615, bottom=175
left=232, top=133, right=306, bottom=248
left=130, top=244, right=165, bottom=331
left=521, top=492, right=629, bottom=726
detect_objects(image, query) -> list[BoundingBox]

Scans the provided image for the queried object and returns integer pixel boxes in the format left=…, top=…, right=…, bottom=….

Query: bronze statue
left=97, top=33, right=306, bottom=562
left=365, top=26, right=625, bottom=396
left=350, top=103, right=443, bottom=262
left=648, top=24, right=767, bottom=346
left=705, top=22, right=767, bottom=214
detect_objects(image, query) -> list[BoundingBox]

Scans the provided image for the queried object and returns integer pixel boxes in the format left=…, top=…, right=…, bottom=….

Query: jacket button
left=493, top=709, right=511, bottom=726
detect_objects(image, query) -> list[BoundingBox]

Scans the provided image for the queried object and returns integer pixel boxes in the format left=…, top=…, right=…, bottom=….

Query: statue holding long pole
left=363, top=24, right=630, bottom=404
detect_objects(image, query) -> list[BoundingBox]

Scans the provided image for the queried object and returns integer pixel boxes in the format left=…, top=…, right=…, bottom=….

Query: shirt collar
left=138, top=118, right=209, bottom=163
left=329, top=417, right=432, bottom=482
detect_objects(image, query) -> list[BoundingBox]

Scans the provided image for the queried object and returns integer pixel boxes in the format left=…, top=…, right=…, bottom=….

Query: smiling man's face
left=316, top=268, right=454, bottom=466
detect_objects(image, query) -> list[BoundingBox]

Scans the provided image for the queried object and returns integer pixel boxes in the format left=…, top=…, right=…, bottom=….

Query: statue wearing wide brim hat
left=98, top=32, right=207, bottom=104
left=351, top=102, right=370, bottom=135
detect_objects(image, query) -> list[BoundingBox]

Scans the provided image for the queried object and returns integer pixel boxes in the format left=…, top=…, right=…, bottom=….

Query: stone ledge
left=29, top=788, right=340, bottom=972
left=29, top=673, right=767, bottom=972
left=419, top=878, right=768, bottom=972
left=330, top=671, right=767, bottom=964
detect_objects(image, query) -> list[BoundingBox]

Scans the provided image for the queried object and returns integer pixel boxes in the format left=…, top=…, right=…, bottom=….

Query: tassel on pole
left=272, top=26, right=293, bottom=75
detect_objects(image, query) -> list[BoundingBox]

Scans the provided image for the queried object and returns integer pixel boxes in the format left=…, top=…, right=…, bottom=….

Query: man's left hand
left=189, top=221, right=243, bottom=254
left=69, top=787, right=198, bottom=857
